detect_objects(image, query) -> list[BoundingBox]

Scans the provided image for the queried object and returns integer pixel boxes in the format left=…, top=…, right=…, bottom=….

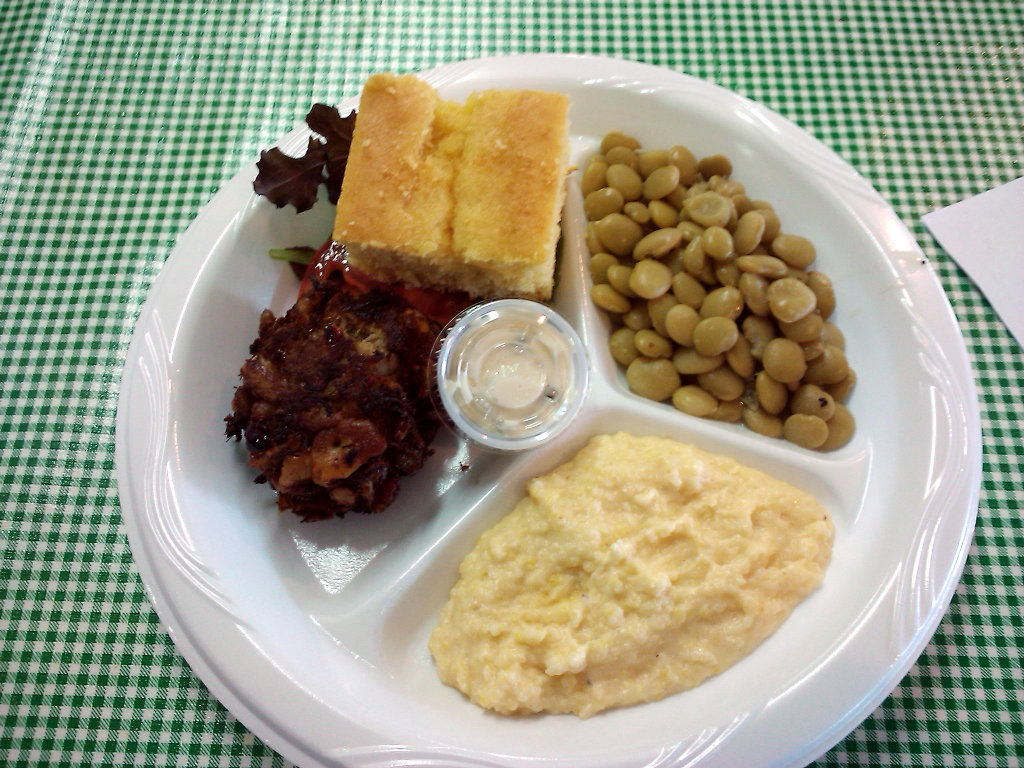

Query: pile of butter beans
left=585, top=131, right=855, bottom=451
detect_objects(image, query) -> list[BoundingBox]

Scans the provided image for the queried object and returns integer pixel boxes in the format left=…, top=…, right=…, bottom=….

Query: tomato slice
left=298, top=240, right=475, bottom=326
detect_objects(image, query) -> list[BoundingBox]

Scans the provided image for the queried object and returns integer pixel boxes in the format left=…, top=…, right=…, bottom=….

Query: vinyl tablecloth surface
left=1, top=1, right=1021, bottom=766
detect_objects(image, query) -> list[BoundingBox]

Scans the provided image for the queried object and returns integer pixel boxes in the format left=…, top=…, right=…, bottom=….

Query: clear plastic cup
left=432, top=299, right=589, bottom=452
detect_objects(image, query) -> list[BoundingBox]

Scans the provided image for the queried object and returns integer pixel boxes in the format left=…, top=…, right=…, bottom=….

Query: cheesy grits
left=428, top=432, right=833, bottom=717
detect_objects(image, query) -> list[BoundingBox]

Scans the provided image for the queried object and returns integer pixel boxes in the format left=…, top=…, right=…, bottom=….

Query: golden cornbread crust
left=333, top=73, right=569, bottom=300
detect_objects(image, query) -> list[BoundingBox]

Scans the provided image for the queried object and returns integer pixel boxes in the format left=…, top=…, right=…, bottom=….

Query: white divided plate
left=115, top=54, right=981, bottom=768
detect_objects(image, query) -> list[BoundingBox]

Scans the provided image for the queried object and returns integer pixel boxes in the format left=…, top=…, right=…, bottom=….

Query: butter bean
left=692, top=316, right=739, bottom=356
left=698, top=154, right=732, bottom=179
left=701, top=226, right=735, bottom=261
left=708, top=399, right=743, bottom=422
left=609, top=327, right=639, bottom=366
left=642, top=164, right=681, bottom=200
left=821, top=320, right=845, bottom=350
left=668, top=145, right=700, bottom=184
left=807, top=271, right=836, bottom=320
left=638, top=148, right=670, bottom=178
left=634, top=329, right=674, bottom=358
left=586, top=221, right=604, bottom=255
left=742, top=405, right=783, bottom=438
left=825, top=368, right=856, bottom=402
left=584, top=187, right=625, bottom=221
left=681, top=237, right=707, bottom=276
left=700, top=286, right=744, bottom=319
left=684, top=181, right=708, bottom=199
left=752, top=202, right=781, bottom=241
left=683, top=192, right=732, bottom=228
left=671, top=272, right=707, bottom=308
left=664, top=303, right=700, bottom=346
left=731, top=193, right=754, bottom=217
left=786, top=267, right=810, bottom=283
left=676, top=221, right=704, bottom=243
left=789, top=384, right=836, bottom=421
left=696, top=262, right=719, bottom=285
left=589, top=252, right=618, bottom=284
left=802, top=339, right=825, bottom=361
left=606, top=264, right=638, bottom=297
left=647, top=294, right=678, bottom=336
left=648, top=199, right=677, bottom=228
left=626, top=357, right=680, bottom=401
left=762, top=337, right=807, bottom=383
left=672, top=347, right=724, bottom=375
left=605, top=146, right=639, bottom=170
left=766, top=277, right=817, bottom=323
left=716, top=179, right=745, bottom=197
left=819, top=403, right=855, bottom=450
left=664, top=185, right=686, bottom=209
left=784, top=414, right=829, bottom=449
left=662, top=246, right=687, bottom=275
left=725, top=333, right=755, bottom=378
left=606, top=163, right=643, bottom=202
left=581, top=158, right=608, bottom=197
left=633, top=227, right=684, bottom=261
left=771, top=233, right=817, bottom=268
left=596, top=213, right=644, bottom=257
left=591, top=284, right=631, bottom=313
left=733, top=211, right=766, bottom=255
left=623, top=200, right=651, bottom=224
left=697, top=366, right=745, bottom=401
left=601, top=131, right=640, bottom=154
left=714, top=262, right=740, bottom=287
left=672, top=385, right=718, bottom=417
left=629, top=259, right=673, bottom=299
left=742, top=315, right=777, bottom=359
left=739, top=272, right=770, bottom=316
left=736, top=254, right=789, bottom=279
left=779, top=312, right=824, bottom=343
left=622, top=302, right=653, bottom=330
left=755, top=371, right=788, bottom=414
left=804, top=344, right=849, bottom=385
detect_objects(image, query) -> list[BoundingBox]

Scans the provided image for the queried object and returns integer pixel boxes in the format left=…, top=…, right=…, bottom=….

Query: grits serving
left=428, top=433, right=833, bottom=717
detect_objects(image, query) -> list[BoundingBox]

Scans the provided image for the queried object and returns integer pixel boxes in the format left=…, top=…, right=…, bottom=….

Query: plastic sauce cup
left=432, top=300, right=589, bottom=452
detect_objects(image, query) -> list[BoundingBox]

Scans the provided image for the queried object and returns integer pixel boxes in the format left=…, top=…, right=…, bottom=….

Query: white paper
left=922, top=177, right=1024, bottom=346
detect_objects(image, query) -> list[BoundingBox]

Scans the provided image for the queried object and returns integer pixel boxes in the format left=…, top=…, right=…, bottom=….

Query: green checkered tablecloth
left=1, top=0, right=1021, bottom=765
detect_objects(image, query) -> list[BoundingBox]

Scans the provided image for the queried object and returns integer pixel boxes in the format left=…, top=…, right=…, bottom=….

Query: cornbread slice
left=333, top=73, right=570, bottom=300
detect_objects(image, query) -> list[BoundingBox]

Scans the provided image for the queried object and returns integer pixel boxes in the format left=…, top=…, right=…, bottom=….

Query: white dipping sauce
left=434, top=300, right=588, bottom=451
